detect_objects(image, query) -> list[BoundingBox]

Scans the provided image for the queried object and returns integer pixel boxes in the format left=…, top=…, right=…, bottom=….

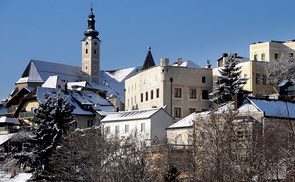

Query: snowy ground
left=0, top=172, right=31, bottom=182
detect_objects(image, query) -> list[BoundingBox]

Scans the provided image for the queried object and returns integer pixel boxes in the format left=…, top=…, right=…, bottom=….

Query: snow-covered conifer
left=211, top=53, right=250, bottom=105
left=14, top=92, right=75, bottom=181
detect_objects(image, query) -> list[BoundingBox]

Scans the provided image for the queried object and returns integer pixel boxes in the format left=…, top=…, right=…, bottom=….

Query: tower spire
left=84, top=3, right=99, bottom=38
left=142, top=46, right=155, bottom=70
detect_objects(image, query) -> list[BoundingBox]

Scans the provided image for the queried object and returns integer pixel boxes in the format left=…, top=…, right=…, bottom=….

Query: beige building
left=125, top=58, right=213, bottom=119
left=213, top=53, right=276, bottom=97
left=250, top=40, right=295, bottom=62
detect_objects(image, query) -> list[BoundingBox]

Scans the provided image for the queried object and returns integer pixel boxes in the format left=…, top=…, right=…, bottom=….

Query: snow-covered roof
left=99, top=67, right=141, bottom=102
left=172, top=60, right=202, bottom=68
left=167, top=112, right=195, bottom=129
left=42, top=75, right=64, bottom=88
left=102, top=108, right=168, bottom=122
left=0, top=133, right=15, bottom=145
left=104, top=67, right=141, bottom=83
left=0, top=116, right=19, bottom=125
left=16, top=60, right=82, bottom=84
left=278, top=79, right=295, bottom=87
left=36, top=87, right=114, bottom=115
left=247, top=98, right=295, bottom=118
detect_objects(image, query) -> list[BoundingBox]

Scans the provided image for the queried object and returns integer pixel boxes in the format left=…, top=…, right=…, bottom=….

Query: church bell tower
left=82, top=6, right=100, bottom=84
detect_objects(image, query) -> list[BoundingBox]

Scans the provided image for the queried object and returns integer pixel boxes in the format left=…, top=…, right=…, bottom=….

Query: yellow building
left=125, top=58, right=212, bottom=119
left=213, top=53, right=276, bottom=97
left=250, top=40, right=295, bottom=62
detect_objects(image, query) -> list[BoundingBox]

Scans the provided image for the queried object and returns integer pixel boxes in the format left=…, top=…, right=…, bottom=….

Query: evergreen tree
left=14, top=92, right=75, bottom=181
left=211, top=53, right=250, bottom=105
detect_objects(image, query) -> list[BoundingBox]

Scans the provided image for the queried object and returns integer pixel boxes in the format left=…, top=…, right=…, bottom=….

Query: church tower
left=81, top=6, right=100, bottom=84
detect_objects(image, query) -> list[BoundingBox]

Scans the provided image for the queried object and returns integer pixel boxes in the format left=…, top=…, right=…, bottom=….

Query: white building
left=101, top=107, right=174, bottom=146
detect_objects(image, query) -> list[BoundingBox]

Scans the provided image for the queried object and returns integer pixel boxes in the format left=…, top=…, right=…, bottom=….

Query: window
left=145, top=92, right=148, bottom=101
left=105, top=126, right=110, bottom=134
left=115, top=125, right=120, bottom=134
left=202, top=90, right=209, bottom=100
left=189, top=108, right=196, bottom=114
left=94, top=49, right=97, bottom=54
left=202, top=76, right=206, bottom=83
left=151, top=90, right=154, bottom=100
left=254, top=54, right=257, bottom=61
left=289, top=53, right=294, bottom=57
left=174, top=88, right=182, bottom=98
left=141, top=93, right=143, bottom=102
left=141, top=123, right=145, bottom=132
left=174, top=107, right=181, bottom=118
left=263, top=75, right=267, bottom=85
left=244, top=73, right=247, bottom=78
left=156, top=88, right=160, bottom=98
left=125, top=124, right=129, bottom=133
left=274, top=53, right=279, bottom=60
left=261, top=53, right=265, bottom=61
left=85, top=49, right=88, bottom=54
left=189, top=89, right=197, bottom=99
left=256, top=73, right=260, bottom=84
left=87, top=119, right=94, bottom=127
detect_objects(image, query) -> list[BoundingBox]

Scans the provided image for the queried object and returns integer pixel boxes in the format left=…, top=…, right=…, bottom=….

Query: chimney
left=177, top=58, right=182, bottom=66
left=206, top=60, right=211, bottom=68
left=222, top=53, right=228, bottom=65
left=62, top=80, right=68, bottom=93
left=160, top=58, right=169, bottom=67
left=234, top=91, right=244, bottom=110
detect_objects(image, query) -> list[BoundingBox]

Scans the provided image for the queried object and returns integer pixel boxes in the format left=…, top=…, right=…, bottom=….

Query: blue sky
left=1, top=0, right=295, bottom=100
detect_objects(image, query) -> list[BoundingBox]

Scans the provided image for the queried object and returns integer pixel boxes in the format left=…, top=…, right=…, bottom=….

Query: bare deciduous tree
left=264, top=54, right=295, bottom=93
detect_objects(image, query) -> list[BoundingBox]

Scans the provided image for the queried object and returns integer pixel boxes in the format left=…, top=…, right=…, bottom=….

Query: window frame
left=174, top=107, right=182, bottom=118
left=174, top=88, right=182, bottom=98
left=189, top=89, right=197, bottom=99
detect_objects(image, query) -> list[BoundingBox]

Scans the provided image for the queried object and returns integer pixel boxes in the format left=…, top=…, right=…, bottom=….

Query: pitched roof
left=102, top=108, right=170, bottom=122
left=172, top=60, right=202, bottom=68
left=246, top=97, right=295, bottom=118
left=16, top=60, right=82, bottom=84
left=35, top=87, right=114, bottom=115
left=278, top=79, right=295, bottom=87
left=166, top=112, right=195, bottom=129
left=142, top=47, right=155, bottom=70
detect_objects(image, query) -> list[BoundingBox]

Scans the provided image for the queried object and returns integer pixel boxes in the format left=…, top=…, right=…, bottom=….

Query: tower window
left=94, top=49, right=97, bottom=54
left=85, top=49, right=88, bottom=54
